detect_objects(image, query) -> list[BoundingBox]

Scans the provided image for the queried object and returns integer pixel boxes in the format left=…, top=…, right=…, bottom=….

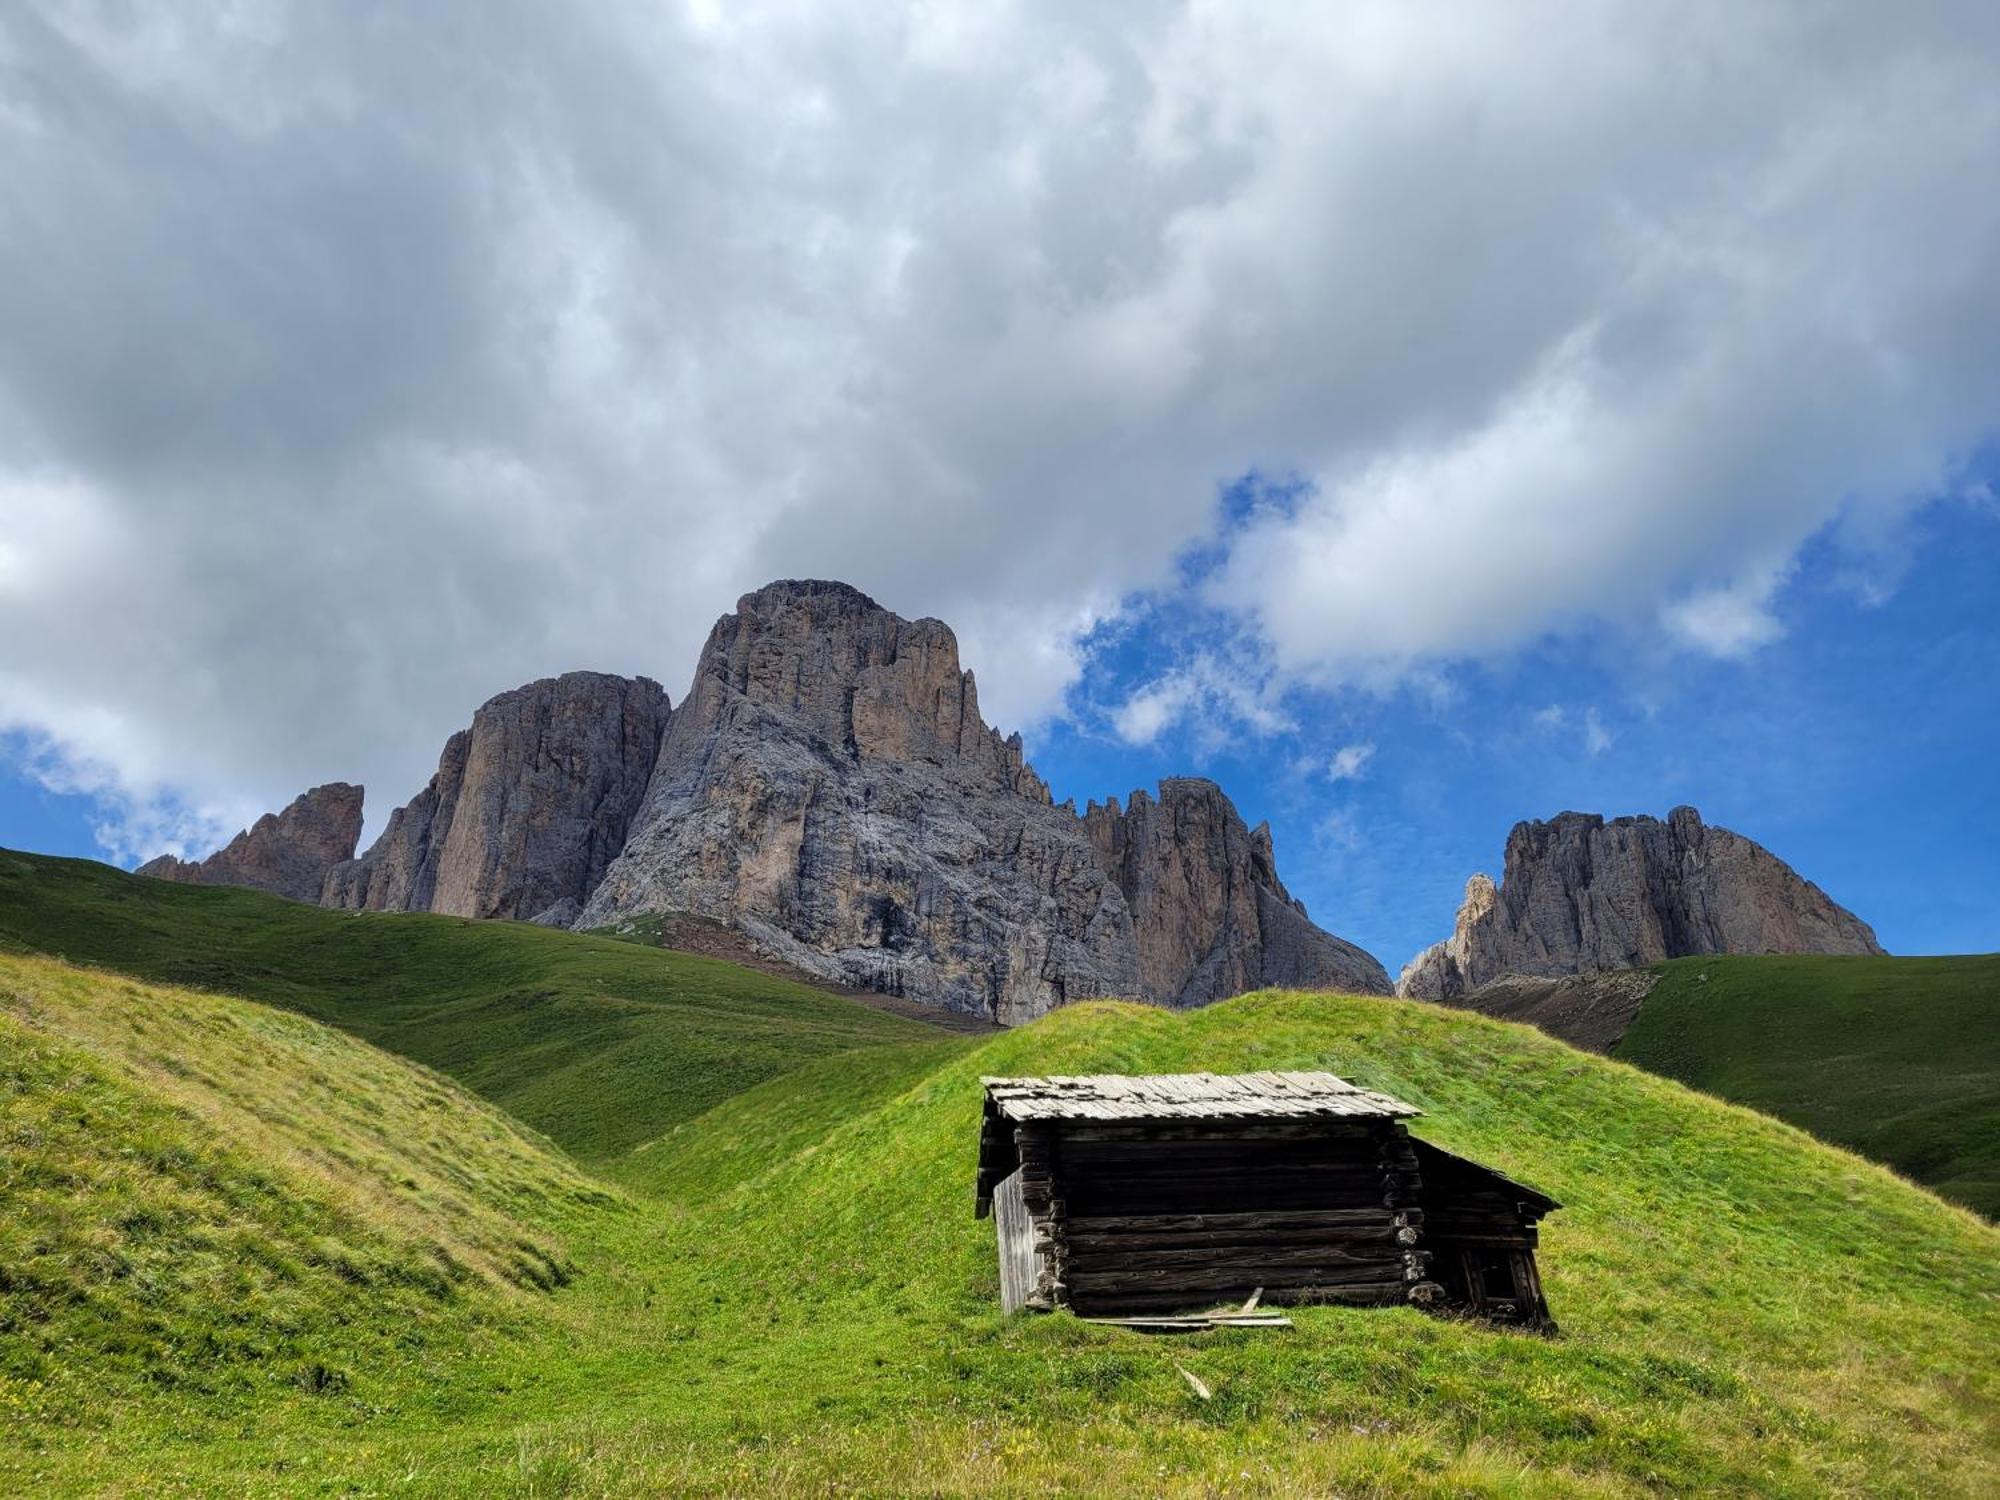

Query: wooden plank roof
left=981, top=1070, right=1419, bottom=1123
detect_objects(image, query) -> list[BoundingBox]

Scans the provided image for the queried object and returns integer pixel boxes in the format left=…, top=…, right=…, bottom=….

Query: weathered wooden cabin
left=975, top=1071, right=1558, bottom=1327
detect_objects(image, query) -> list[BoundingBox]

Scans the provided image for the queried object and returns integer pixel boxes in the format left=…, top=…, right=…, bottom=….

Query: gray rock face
left=1082, top=779, right=1390, bottom=1004
left=138, top=783, right=363, bottom=903
left=579, top=581, right=1140, bottom=1022
left=580, top=581, right=1386, bottom=1021
left=322, top=672, right=670, bottom=922
left=1397, top=806, right=1883, bottom=999
left=189, top=582, right=1382, bottom=1023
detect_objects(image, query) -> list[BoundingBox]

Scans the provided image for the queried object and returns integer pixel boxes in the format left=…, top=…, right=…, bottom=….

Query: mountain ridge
left=1399, top=805, right=1882, bottom=998
left=322, top=670, right=670, bottom=923
left=138, top=580, right=1391, bottom=1021
left=578, top=580, right=1390, bottom=1016
left=138, top=781, right=363, bottom=902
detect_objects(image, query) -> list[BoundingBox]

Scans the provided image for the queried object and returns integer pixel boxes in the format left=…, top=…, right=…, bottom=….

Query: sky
left=1, top=2, right=1996, bottom=974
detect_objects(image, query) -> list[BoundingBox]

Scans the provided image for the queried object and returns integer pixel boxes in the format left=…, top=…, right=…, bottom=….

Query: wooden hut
left=974, top=1071, right=1558, bottom=1328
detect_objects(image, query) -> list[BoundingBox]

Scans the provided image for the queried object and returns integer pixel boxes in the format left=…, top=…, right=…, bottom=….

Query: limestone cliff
left=1397, top=806, right=1883, bottom=999
left=1082, top=779, right=1389, bottom=1003
left=579, top=581, right=1387, bottom=1020
left=322, top=671, right=670, bottom=923
left=579, top=581, right=1140, bottom=1022
left=163, top=582, right=1385, bottom=1023
left=138, top=783, right=363, bottom=903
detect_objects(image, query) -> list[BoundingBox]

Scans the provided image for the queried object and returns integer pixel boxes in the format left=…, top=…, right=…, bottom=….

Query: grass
left=1618, top=954, right=2000, bottom=1216
left=2, top=938, right=1994, bottom=1496
left=0, top=950, right=608, bottom=1478
left=0, top=849, right=945, bottom=1165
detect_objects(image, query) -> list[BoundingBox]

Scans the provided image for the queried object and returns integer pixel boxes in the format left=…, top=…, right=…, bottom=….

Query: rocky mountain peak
left=138, top=782, right=363, bottom=903
left=151, top=580, right=1387, bottom=1024
left=322, top=671, right=670, bottom=923
left=1083, top=777, right=1390, bottom=1003
left=680, top=578, right=1047, bottom=800
left=584, top=584, right=1388, bottom=1019
left=1398, top=806, right=1883, bottom=998
left=581, top=585, right=1126, bottom=1018
left=738, top=577, right=887, bottom=614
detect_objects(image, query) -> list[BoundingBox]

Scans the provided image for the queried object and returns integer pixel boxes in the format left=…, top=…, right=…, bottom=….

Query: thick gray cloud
left=1, top=2, right=1995, bottom=855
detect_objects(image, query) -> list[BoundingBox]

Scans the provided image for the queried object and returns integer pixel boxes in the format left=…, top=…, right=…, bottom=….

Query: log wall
left=1043, top=1120, right=1431, bottom=1317
left=986, top=1109, right=1554, bottom=1326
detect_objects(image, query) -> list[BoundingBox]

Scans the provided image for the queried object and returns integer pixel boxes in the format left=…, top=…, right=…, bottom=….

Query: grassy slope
left=0, top=849, right=944, bottom=1165
left=582, top=997, right=1993, bottom=1498
left=610, top=1035, right=975, bottom=1200
left=0, top=951, right=610, bottom=1483
left=1618, top=954, right=2000, bottom=1216
left=8, top=964, right=1993, bottom=1497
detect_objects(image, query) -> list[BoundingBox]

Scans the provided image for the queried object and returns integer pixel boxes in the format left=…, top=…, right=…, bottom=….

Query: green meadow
left=0, top=850, right=935, bottom=1165
left=1620, top=952, right=2000, bottom=1216
left=1, top=850, right=1995, bottom=1495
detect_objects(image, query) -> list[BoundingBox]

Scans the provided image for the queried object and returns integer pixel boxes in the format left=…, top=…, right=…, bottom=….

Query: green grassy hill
left=0, top=950, right=610, bottom=1475
left=11, top=850, right=1993, bottom=1221
left=1616, top=954, right=2000, bottom=1216
left=0, top=849, right=946, bottom=1165
left=2, top=941, right=1994, bottom=1494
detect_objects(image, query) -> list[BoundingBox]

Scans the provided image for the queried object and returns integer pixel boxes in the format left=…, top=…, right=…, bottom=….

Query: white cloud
left=1194, top=6, right=2000, bottom=686
left=1328, top=743, right=1375, bottom=782
left=1583, top=707, right=1614, bottom=757
left=1530, top=702, right=1614, bottom=756
left=1113, top=677, right=1195, bottom=747
left=1660, top=580, right=1787, bottom=659
left=1313, top=806, right=1367, bottom=855
left=0, top=724, right=246, bottom=865
left=0, top=3, right=1994, bottom=856
left=1110, top=649, right=1295, bottom=751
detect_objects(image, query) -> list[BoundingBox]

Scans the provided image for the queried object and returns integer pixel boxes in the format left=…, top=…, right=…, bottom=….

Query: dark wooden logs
left=1070, top=1176, right=1419, bottom=1213
left=1068, top=1241, right=1404, bottom=1272
left=1068, top=1207, right=1422, bottom=1234
left=1059, top=1137, right=1391, bottom=1165
left=986, top=1110, right=1552, bottom=1329
left=1014, top=1125, right=1065, bottom=1309
left=1048, top=1120, right=1417, bottom=1316
left=1078, top=1281, right=1410, bottom=1314
left=1068, top=1266, right=1407, bottom=1301
left=1068, top=1225, right=1403, bottom=1253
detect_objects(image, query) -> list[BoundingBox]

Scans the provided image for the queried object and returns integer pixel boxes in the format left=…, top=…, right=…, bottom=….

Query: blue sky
left=0, top=769, right=102, bottom=864
left=2, top=5, right=1998, bottom=977
left=1025, top=484, right=2000, bottom=970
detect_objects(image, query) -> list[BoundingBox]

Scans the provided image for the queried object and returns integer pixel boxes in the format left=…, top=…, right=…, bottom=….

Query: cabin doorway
left=1435, top=1244, right=1545, bottom=1325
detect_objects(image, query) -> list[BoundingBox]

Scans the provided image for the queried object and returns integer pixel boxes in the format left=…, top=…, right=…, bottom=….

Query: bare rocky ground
left=1435, top=969, right=1662, bottom=1054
